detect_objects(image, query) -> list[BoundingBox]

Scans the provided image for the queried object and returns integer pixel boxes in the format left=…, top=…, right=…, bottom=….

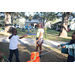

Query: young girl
left=36, top=23, right=44, bottom=58
left=8, top=28, right=27, bottom=62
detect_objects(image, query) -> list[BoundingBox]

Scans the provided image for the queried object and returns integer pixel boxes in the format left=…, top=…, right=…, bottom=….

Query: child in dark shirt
left=58, top=32, right=75, bottom=62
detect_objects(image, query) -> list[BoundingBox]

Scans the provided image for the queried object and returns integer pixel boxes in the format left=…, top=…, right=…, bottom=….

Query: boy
left=58, top=32, right=75, bottom=62
left=8, top=28, right=27, bottom=62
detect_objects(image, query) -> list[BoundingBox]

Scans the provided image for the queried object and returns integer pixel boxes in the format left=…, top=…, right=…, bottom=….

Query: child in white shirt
left=8, top=28, right=27, bottom=62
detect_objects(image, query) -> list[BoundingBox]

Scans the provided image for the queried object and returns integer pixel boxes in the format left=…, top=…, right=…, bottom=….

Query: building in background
left=25, top=19, right=40, bottom=28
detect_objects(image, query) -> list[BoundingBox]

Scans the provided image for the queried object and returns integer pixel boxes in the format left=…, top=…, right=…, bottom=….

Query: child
left=36, top=22, right=44, bottom=58
left=28, top=25, right=30, bottom=32
left=58, top=32, right=75, bottom=62
left=8, top=28, right=27, bottom=62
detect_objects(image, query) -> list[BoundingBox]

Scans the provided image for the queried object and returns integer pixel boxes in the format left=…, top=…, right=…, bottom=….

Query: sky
left=25, top=12, right=34, bottom=16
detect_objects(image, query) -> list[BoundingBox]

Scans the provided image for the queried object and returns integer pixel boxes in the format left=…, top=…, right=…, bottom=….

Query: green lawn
left=44, top=30, right=73, bottom=42
left=17, top=29, right=73, bottom=42
left=0, top=28, right=74, bottom=42
left=0, top=28, right=69, bottom=62
left=17, top=28, right=37, bottom=39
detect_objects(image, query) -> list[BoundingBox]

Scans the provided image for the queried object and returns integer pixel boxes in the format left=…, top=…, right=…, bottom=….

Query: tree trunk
left=5, top=12, right=11, bottom=33
left=59, top=12, right=71, bottom=37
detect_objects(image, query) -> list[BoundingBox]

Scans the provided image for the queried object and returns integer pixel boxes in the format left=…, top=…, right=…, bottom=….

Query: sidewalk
left=0, top=36, right=68, bottom=48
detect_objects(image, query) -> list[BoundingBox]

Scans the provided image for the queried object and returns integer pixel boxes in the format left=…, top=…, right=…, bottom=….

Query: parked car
left=56, top=28, right=70, bottom=32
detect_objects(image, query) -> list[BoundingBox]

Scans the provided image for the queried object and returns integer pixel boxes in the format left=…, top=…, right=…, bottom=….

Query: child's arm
left=58, top=42, right=70, bottom=47
left=9, top=34, right=13, bottom=39
left=36, top=32, right=43, bottom=43
left=65, top=44, right=75, bottom=49
left=62, top=44, right=75, bottom=49
left=19, top=35, right=27, bottom=39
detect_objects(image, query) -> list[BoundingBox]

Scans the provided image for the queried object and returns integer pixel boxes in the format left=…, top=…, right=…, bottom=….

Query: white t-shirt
left=37, top=28, right=44, bottom=38
left=9, top=35, right=19, bottom=50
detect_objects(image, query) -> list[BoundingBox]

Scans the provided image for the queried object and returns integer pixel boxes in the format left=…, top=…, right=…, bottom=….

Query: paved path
left=0, top=36, right=68, bottom=48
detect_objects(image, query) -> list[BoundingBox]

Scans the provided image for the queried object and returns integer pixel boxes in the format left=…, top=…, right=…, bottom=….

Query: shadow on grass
left=0, top=42, right=68, bottom=62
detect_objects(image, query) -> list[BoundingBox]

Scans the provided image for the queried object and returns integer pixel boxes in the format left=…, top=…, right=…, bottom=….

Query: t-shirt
left=36, top=28, right=44, bottom=38
left=9, top=35, right=19, bottom=50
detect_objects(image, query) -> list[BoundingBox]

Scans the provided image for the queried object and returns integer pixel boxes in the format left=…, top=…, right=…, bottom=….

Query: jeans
left=67, top=55, right=74, bottom=62
left=8, top=48, right=20, bottom=62
left=22, top=28, right=25, bottom=32
left=28, top=28, right=30, bottom=32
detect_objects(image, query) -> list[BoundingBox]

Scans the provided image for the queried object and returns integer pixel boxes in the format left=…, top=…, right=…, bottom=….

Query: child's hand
left=36, top=41, right=37, bottom=43
left=62, top=46, right=66, bottom=48
left=36, top=40, right=38, bottom=43
left=58, top=45, right=60, bottom=47
left=19, top=35, right=28, bottom=39
left=24, top=35, right=27, bottom=37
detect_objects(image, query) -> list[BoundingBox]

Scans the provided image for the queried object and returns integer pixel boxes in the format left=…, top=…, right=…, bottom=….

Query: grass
left=17, top=28, right=37, bottom=39
left=0, top=28, right=69, bottom=62
left=44, top=30, right=72, bottom=42
left=17, top=28, right=73, bottom=42
left=0, top=32, right=10, bottom=36
left=0, top=42, right=68, bottom=62
left=0, top=28, right=74, bottom=42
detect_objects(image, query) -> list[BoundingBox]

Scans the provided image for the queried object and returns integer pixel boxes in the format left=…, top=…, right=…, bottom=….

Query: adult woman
left=36, top=22, right=44, bottom=58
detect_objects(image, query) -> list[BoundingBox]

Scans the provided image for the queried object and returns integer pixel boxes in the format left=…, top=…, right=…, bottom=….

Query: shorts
left=36, top=38, right=43, bottom=44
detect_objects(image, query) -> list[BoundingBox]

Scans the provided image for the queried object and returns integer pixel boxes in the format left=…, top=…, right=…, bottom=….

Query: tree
left=29, top=14, right=33, bottom=21
left=4, top=12, right=18, bottom=33
left=5, top=12, right=12, bottom=33
left=59, top=12, right=71, bottom=37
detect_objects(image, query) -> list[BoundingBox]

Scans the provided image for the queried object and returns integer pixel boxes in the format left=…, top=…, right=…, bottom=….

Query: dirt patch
left=18, top=44, right=68, bottom=62
left=0, top=42, right=68, bottom=62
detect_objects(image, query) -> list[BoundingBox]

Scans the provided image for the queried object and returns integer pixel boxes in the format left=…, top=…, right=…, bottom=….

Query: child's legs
left=38, top=38, right=43, bottom=55
left=14, top=49, right=20, bottom=62
left=36, top=44, right=39, bottom=52
left=28, top=29, right=29, bottom=32
left=67, top=54, right=74, bottom=62
left=39, top=43, right=42, bottom=54
left=8, top=50, right=14, bottom=62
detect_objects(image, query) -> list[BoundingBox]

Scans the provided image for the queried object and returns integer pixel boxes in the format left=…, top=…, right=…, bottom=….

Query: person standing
left=36, top=22, right=44, bottom=58
left=58, top=32, right=75, bottom=62
left=8, top=28, right=27, bottom=62
left=28, top=25, right=30, bottom=32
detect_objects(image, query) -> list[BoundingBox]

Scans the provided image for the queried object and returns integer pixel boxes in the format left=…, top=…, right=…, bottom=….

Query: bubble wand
left=1, top=55, right=10, bottom=62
